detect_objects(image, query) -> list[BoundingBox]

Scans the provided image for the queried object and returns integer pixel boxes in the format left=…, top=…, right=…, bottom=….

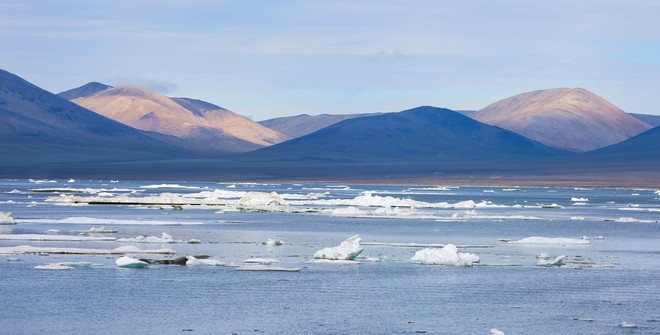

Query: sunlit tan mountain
left=66, top=84, right=288, bottom=153
left=471, top=88, right=652, bottom=151
left=0, top=69, right=191, bottom=172
left=259, top=113, right=380, bottom=138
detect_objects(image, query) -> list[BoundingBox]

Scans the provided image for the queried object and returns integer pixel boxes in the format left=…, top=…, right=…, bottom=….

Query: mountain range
left=1, top=69, right=658, bottom=185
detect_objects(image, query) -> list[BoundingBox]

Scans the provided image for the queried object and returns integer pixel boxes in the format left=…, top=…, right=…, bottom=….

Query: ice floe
left=185, top=256, right=224, bottom=266
left=410, top=244, right=480, bottom=266
left=0, top=245, right=174, bottom=255
left=0, top=234, right=116, bottom=242
left=140, top=184, right=200, bottom=189
left=503, top=236, right=589, bottom=245
left=87, top=226, right=118, bottom=234
left=536, top=255, right=566, bottom=266
left=236, top=265, right=301, bottom=272
left=570, top=217, right=585, bottom=221
left=17, top=217, right=203, bottom=226
left=116, top=233, right=196, bottom=244
left=28, top=179, right=57, bottom=184
left=243, top=258, right=281, bottom=265
left=490, top=329, right=505, bottom=335
left=619, top=322, right=637, bottom=328
left=313, top=235, right=363, bottom=260
left=307, top=259, right=361, bottom=265
left=116, top=256, right=149, bottom=268
left=35, top=263, right=71, bottom=270
left=31, top=187, right=135, bottom=194
left=0, top=212, right=15, bottom=224
left=237, top=191, right=287, bottom=207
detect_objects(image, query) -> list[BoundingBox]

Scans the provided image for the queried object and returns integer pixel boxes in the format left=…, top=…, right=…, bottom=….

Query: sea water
left=0, top=179, right=658, bottom=334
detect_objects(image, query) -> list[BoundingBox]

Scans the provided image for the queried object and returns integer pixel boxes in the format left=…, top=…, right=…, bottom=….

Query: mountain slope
left=259, top=113, right=380, bottom=138
left=472, top=88, right=651, bottom=152
left=70, top=86, right=287, bottom=153
left=586, top=126, right=660, bottom=161
left=0, top=69, right=189, bottom=170
left=242, top=106, right=563, bottom=162
left=630, top=113, right=660, bottom=127
left=57, top=82, right=112, bottom=100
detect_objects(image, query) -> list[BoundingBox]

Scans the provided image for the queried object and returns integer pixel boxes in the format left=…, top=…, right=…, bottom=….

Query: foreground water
left=1, top=179, right=659, bottom=334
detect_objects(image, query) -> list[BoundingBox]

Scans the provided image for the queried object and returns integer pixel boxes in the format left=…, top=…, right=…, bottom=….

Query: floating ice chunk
left=117, top=233, right=185, bottom=243
left=226, top=184, right=236, bottom=188
left=490, top=329, right=505, bottom=335
left=238, top=191, right=287, bottom=207
left=186, top=256, right=224, bottom=266
left=571, top=197, right=589, bottom=202
left=35, top=263, right=71, bottom=270
left=116, top=256, right=149, bottom=268
left=243, top=258, right=281, bottom=265
left=0, top=245, right=174, bottom=255
left=594, top=236, right=604, bottom=240
left=263, top=238, right=284, bottom=246
left=45, top=229, right=61, bottom=234
left=536, top=255, right=566, bottom=266
left=570, top=217, right=585, bottom=221
left=619, top=322, right=637, bottom=328
left=236, top=265, right=301, bottom=272
left=410, top=244, right=480, bottom=266
left=615, top=217, right=640, bottom=223
left=6, top=189, right=21, bottom=194
left=0, top=234, right=116, bottom=242
left=483, top=190, right=495, bottom=193
left=59, top=262, right=100, bottom=268
left=505, top=236, right=589, bottom=245
left=67, top=179, right=76, bottom=183
left=0, top=212, right=15, bottom=224
left=313, top=235, right=363, bottom=260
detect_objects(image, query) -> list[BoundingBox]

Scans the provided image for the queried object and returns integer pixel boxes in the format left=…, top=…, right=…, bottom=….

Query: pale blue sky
left=2, top=0, right=659, bottom=120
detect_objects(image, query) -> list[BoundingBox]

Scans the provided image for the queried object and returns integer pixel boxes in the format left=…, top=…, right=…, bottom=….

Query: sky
left=2, top=0, right=660, bottom=120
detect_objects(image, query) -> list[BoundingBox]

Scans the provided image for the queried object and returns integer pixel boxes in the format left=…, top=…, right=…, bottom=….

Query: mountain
left=259, top=113, right=380, bottom=138
left=587, top=126, right=660, bottom=162
left=630, top=113, right=660, bottom=127
left=68, top=85, right=288, bottom=154
left=57, top=82, right=112, bottom=100
left=242, top=106, right=563, bottom=162
left=0, top=69, right=190, bottom=173
left=471, top=88, right=652, bottom=152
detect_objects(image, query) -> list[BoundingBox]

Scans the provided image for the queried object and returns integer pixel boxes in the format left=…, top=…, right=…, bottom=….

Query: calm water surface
left=0, top=179, right=658, bottom=334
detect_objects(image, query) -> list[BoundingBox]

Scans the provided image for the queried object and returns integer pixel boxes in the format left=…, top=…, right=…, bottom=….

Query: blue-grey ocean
left=1, top=179, right=658, bottom=334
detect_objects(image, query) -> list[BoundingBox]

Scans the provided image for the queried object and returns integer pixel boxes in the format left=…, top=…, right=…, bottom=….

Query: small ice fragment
left=116, top=256, right=149, bottom=268
left=536, top=252, right=551, bottom=260
left=186, top=239, right=201, bottom=244
left=34, top=263, right=71, bottom=270
left=594, top=236, right=604, bottom=240
left=490, top=328, right=505, bottom=335
left=411, top=244, right=480, bottom=267
left=6, top=257, right=21, bottom=262
left=45, top=229, right=61, bottom=234
left=88, top=226, right=117, bottom=234
left=536, top=255, right=566, bottom=267
left=0, top=212, right=15, bottom=225
left=67, top=179, right=76, bottom=183
left=263, top=238, right=285, bottom=246
left=313, top=235, right=363, bottom=260
left=619, top=322, right=637, bottom=328
left=570, top=217, right=585, bottom=221
left=541, top=203, right=562, bottom=208
left=307, top=259, right=361, bottom=265
left=505, top=236, right=589, bottom=245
